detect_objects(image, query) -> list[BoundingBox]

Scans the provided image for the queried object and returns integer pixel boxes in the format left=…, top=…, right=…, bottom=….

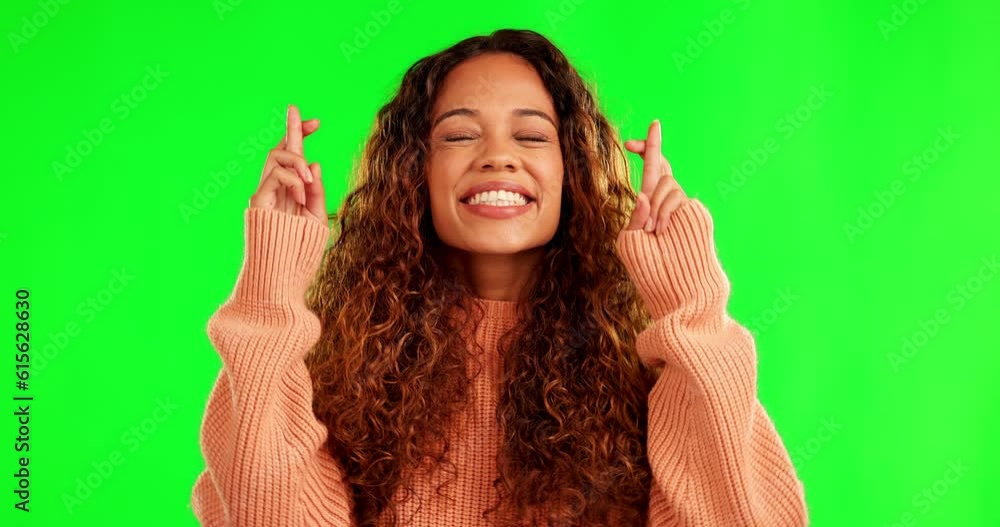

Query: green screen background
left=2, top=0, right=997, bottom=525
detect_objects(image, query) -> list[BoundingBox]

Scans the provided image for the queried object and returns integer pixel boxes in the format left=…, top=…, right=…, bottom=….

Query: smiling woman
left=428, top=53, right=564, bottom=299
left=191, top=28, right=808, bottom=527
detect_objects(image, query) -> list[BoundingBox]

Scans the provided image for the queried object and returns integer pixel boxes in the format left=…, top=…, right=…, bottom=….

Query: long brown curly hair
left=304, top=29, right=658, bottom=526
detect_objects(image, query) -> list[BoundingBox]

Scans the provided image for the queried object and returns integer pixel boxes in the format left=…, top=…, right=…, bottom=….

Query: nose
left=476, top=135, right=519, bottom=173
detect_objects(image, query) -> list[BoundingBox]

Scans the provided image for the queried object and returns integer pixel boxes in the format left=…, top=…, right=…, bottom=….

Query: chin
left=465, top=240, right=535, bottom=255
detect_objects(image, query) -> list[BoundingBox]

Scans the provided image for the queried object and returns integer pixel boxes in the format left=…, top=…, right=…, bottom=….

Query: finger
left=649, top=174, right=677, bottom=217
left=304, top=162, right=327, bottom=223
left=259, top=166, right=307, bottom=207
left=646, top=165, right=678, bottom=229
left=252, top=168, right=290, bottom=209
left=286, top=104, right=304, bottom=156
left=626, top=143, right=675, bottom=178
left=659, top=154, right=686, bottom=199
left=627, top=137, right=685, bottom=198
left=270, top=149, right=313, bottom=184
left=626, top=141, right=669, bottom=165
left=624, top=139, right=646, bottom=153
left=641, top=120, right=662, bottom=196
left=626, top=192, right=652, bottom=231
left=277, top=118, right=320, bottom=150
left=662, top=151, right=675, bottom=183
left=655, top=189, right=688, bottom=234
left=302, top=118, right=320, bottom=136
left=273, top=166, right=307, bottom=206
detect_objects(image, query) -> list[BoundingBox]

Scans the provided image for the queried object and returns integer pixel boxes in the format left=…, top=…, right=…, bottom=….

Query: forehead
left=432, top=53, right=556, bottom=115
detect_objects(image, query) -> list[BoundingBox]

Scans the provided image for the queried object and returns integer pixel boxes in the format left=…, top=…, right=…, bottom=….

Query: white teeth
left=467, top=189, right=529, bottom=206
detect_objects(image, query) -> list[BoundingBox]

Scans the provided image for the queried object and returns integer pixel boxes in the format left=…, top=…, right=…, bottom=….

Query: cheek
left=428, top=153, right=462, bottom=194
left=526, top=151, right=563, bottom=189
left=542, top=166, right=564, bottom=205
left=427, top=183, right=453, bottom=229
left=425, top=168, right=458, bottom=239
left=426, top=159, right=451, bottom=203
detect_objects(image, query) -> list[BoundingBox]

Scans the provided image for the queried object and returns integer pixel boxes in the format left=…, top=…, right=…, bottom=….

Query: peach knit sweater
left=190, top=200, right=808, bottom=526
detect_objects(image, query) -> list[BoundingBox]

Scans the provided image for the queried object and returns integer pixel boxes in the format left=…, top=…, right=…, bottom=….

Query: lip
left=459, top=201, right=534, bottom=219
left=458, top=180, right=536, bottom=203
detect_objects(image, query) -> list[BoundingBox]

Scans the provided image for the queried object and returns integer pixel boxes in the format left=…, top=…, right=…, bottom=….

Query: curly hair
left=304, top=28, right=658, bottom=526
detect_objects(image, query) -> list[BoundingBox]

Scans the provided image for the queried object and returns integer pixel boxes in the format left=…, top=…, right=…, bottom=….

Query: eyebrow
left=431, top=107, right=557, bottom=128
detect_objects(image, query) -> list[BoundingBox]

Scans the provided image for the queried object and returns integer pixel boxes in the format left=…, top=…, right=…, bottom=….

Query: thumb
left=626, top=192, right=651, bottom=231
left=304, top=162, right=327, bottom=224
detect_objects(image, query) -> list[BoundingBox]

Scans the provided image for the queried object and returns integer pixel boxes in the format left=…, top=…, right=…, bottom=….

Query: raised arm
left=618, top=120, right=806, bottom=525
left=192, top=208, right=353, bottom=526
left=192, top=105, right=352, bottom=526
left=617, top=200, right=807, bottom=526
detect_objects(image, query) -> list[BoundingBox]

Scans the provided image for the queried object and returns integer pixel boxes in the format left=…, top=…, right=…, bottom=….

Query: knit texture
left=191, top=200, right=808, bottom=526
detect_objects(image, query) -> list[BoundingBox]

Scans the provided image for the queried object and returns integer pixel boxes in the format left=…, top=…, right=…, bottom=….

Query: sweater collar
left=472, top=296, right=519, bottom=322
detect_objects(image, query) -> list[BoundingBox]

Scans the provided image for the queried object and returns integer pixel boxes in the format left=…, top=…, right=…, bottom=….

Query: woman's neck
left=442, top=247, right=543, bottom=302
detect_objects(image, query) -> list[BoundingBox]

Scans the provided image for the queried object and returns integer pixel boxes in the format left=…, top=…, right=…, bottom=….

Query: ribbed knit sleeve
left=615, top=200, right=808, bottom=527
left=191, top=208, right=353, bottom=526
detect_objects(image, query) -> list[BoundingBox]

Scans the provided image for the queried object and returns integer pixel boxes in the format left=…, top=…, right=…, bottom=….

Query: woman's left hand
left=624, top=119, right=690, bottom=234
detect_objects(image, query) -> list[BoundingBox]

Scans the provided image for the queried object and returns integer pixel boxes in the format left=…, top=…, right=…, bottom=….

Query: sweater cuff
left=615, top=199, right=729, bottom=319
left=231, top=208, right=331, bottom=305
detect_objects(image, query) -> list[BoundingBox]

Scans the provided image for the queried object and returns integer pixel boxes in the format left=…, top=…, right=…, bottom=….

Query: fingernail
left=644, top=217, right=654, bottom=232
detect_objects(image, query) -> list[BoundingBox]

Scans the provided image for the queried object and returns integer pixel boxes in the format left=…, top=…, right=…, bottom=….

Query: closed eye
left=517, top=135, right=550, bottom=142
left=443, top=135, right=476, bottom=142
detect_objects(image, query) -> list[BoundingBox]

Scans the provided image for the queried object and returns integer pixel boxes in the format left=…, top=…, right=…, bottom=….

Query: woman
left=191, top=29, right=807, bottom=526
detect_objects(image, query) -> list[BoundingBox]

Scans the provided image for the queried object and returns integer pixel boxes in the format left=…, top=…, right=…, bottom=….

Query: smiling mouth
left=459, top=192, right=535, bottom=207
left=458, top=181, right=537, bottom=206
left=458, top=198, right=535, bottom=219
left=458, top=189, right=536, bottom=206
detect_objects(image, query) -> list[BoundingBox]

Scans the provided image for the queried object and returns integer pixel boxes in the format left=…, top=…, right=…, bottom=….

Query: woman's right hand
left=250, top=104, right=327, bottom=224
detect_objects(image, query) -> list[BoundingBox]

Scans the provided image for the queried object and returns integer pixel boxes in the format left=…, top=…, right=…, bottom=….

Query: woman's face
left=427, top=52, right=564, bottom=255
